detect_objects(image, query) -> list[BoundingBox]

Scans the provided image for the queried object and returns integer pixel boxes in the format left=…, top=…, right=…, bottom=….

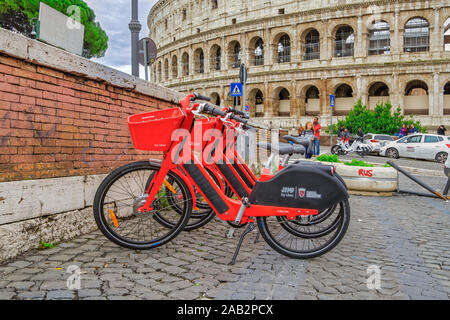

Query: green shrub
left=343, top=158, right=374, bottom=167
left=325, top=100, right=426, bottom=135
left=316, top=154, right=341, bottom=163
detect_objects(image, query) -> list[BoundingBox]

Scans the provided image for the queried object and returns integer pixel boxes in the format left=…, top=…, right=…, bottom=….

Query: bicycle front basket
left=128, top=108, right=185, bottom=151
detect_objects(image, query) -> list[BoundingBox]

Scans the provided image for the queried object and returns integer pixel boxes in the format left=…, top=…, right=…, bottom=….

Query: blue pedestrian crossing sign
left=230, top=83, right=243, bottom=97
left=330, top=94, right=335, bottom=108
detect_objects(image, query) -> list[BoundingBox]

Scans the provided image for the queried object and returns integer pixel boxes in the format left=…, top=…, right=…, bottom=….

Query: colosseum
left=148, top=0, right=450, bottom=130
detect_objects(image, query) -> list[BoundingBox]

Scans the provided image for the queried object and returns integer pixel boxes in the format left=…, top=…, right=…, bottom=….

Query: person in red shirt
left=313, top=117, right=321, bottom=156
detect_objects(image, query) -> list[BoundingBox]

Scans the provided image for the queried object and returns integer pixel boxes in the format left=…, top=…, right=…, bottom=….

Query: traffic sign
left=139, top=38, right=157, bottom=66
left=244, top=105, right=249, bottom=112
left=231, top=83, right=243, bottom=97
left=330, top=94, right=336, bottom=108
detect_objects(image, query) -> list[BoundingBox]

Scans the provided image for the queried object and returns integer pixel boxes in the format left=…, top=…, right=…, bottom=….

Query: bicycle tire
left=93, top=161, right=192, bottom=250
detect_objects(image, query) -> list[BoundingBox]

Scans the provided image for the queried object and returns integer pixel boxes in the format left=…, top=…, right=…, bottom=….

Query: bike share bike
left=93, top=93, right=351, bottom=263
left=331, top=134, right=372, bottom=156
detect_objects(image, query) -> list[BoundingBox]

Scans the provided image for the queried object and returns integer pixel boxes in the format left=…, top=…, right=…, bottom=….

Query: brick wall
left=0, top=53, right=178, bottom=182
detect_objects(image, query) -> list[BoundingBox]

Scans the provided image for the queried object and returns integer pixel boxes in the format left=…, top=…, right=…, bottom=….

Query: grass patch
left=39, top=240, right=59, bottom=250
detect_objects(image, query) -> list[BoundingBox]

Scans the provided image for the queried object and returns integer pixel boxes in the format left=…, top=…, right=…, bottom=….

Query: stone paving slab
left=0, top=175, right=449, bottom=300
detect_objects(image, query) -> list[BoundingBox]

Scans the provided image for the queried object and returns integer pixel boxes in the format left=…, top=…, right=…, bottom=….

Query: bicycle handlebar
left=191, top=93, right=211, bottom=102
left=226, top=107, right=249, bottom=119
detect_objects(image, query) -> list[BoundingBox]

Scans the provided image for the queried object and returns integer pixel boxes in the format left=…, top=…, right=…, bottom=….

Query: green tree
left=328, top=99, right=426, bottom=135
left=0, top=0, right=108, bottom=58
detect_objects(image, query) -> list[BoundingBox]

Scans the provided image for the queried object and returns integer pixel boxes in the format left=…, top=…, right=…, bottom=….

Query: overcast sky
left=84, top=0, right=158, bottom=78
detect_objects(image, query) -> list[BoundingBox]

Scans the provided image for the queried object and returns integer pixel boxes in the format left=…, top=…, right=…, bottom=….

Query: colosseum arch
left=444, top=17, right=450, bottom=51
left=194, top=48, right=205, bottom=74
left=209, top=44, right=221, bottom=71
left=171, top=55, right=178, bottom=79
left=443, top=81, right=450, bottom=115
left=181, top=52, right=189, bottom=76
left=249, top=36, right=264, bottom=66
left=157, top=61, right=162, bottom=82
left=247, top=88, right=264, bottom=117
left=302, top=85, right=320, bottom=116
left=273, top=33, right=291, bottom=63
left=302, top=29, right=320, bottom=61
left=334, top=84, right=355, bottom=115
left=274, top=87, right=291, bottom=117
left=404, top=17, right=430, bottom=53
left=210, top=92, right=221, bottom=106
left=228, top=41, right=241, bottom=69
left=404, top=80, right=429, bottom=115
left=334, top=25, right=355, bottom=58
left=368, top=82, right=390, bottom=109
left=164, top=58, right=169, bottom=80
left=368, top=21, right=391, bottom=56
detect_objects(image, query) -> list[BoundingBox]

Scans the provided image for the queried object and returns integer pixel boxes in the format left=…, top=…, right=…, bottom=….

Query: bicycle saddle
left=257, top=142, right=305, bottom=155
left=282, top=135, right=312, bottom=148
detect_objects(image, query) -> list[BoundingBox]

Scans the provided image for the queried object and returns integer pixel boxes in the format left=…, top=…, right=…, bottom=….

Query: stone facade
left=149, top=0, right=450, bottom=129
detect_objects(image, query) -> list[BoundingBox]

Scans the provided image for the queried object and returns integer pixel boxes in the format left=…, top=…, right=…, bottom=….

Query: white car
left=363, top=133, right=394, bottom=154
left=379, top=134, right=449, bottom=163
left=445, top=155, right=450, bottom=177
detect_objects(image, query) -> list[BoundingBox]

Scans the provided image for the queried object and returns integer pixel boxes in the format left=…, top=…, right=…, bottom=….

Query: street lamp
left=129, top=0, right=141, bottom=77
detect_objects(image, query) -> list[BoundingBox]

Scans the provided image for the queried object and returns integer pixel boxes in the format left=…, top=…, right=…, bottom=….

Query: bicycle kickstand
left=229, top=222, right=256, bottom=265
left=254, top=230, right=260, bottom=244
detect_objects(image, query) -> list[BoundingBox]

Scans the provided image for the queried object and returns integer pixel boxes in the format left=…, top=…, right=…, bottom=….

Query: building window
left=335, top=84, right=353, bottom=97
left=304, top=29, right=320, bottom=60
left=254, top=38, right=264, bottom=66
left=232, top=18, right=236, bottom=25
left=444, top=18, right=450, bottom=51
left=277, top=34, right=291, bottom=63
left=335, top=26, right=354, bottom=57
left=165, top=19, right=168, bottom=30
left=194, top=49, right=204, bottom=74
left=212, top=0, right=218, bottom=9
left=171, top=56, right=178, bottom=79
left=404, top=17, right=429, bottom=53
left=164, top=59, right=169, bottom=80
left=211, top=45, right=221, bottom=71
left=230, top=41, right=241, bottom=68
left=182, top=53, right=189, bottom=76
left=278, top=8, right=285, bottom=15
left=369, top=21, right=390, bottom=55
left=182, top=9, right=186, bottom=20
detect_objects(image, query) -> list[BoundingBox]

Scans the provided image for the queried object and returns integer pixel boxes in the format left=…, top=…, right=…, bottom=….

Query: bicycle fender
left=249, top=165, right=348, bottom=212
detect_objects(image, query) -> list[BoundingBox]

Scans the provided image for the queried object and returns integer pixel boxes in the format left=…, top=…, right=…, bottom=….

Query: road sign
left=139, top=38, right=157, bottom=66
left=330, top=94, right=336, bottom=108
left=244, top=105, right=249, bottom=112
left=231, top=83, right=243, bottom=97
left=239, top=64, right=247, bottom=84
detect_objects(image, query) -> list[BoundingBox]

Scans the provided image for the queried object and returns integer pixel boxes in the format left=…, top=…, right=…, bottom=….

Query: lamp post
left=129, top=0, right=141, bottom=77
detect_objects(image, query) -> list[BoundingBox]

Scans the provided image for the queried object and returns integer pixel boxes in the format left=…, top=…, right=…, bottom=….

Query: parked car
left=379, top=134, right=449, bottom=163
left=445, top=155, right=450, bottom=177
left=363, top=133, right=394, bottom=154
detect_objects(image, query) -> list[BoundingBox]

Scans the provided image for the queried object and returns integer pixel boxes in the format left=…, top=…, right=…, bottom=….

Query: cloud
left=84, top=0, right=158, bottom=78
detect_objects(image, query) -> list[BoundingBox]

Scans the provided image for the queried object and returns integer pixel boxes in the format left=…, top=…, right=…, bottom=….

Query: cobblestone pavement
left=0, top=175, right=449, bottom=300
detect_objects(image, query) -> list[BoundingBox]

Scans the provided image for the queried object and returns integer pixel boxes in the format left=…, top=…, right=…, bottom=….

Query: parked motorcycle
left=331, top=135, right=372, bottom=157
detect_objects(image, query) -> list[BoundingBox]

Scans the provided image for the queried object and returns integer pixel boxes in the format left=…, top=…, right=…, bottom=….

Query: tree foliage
left=328, top=99, right=427, bottom=135
left=0, top=0, right=108, bottom=58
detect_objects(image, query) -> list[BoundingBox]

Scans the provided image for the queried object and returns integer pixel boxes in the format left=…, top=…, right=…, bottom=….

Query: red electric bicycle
left=93, top=93, right=350, bottom=262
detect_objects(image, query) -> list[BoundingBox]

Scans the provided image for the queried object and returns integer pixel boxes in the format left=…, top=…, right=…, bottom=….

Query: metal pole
left=144, top=38, right=149, bottom=81
left=330, top=106, right=332, bottom=148
left=129, top=0, right=141, bottom=77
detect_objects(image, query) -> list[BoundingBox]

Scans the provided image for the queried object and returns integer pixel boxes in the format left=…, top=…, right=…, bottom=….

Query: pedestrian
left=357, top=128, right=364, bottom=138
left=313, top=117, right=321, bottom=156
left=399, top=124, right=407, bottom=138
left=298, top=123, right=304, bottom=136
left=406, top=125, right=411, bottom=136
left=409, top=124, right=418, bottom=135
left=301, top=121, right=315, bottom=159
left=437, top=125, right=447, bottom=136
left=338, top=125, right=345, bottom=139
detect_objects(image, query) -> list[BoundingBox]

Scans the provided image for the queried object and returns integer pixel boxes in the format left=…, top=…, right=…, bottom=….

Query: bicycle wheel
left=257, top=200, right=350, bottom=259
left=93, top=161, right=192, bottom=250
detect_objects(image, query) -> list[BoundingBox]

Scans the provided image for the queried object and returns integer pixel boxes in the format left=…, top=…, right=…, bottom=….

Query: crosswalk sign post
left=330, top=94, right=335, bottom=147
